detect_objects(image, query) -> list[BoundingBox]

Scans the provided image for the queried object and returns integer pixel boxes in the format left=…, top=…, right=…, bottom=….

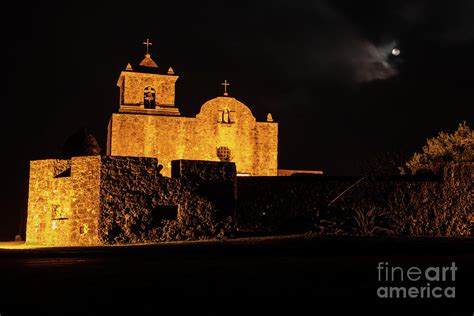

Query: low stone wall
left=27, top=155, right=471, bottom=246
left=236, top=163, right=473, bottom=236
left=172, top=160, right=236, bottom=221
left=99, top=157, right=236, bottom=244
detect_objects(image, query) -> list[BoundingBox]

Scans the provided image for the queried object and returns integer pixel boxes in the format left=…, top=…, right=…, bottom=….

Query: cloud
left=278, top=0, right=400, bottom=85
left=230, top=0, right=473, bottom=86
left=351, top=40, right=399, bottom=83
left=285, top=0, right=474, bottom=85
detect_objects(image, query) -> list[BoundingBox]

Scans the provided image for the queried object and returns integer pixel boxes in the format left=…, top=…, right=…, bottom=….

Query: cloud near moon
left=292, top=2, right=400, bottom=85
left=268, top=0, right=473, bottom=85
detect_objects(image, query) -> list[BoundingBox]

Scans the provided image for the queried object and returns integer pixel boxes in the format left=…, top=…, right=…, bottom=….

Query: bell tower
left=116, top=39, right=180, bottom=116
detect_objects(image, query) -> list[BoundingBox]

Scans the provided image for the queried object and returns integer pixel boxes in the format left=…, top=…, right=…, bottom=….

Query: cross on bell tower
left=138, top=38, right=158, bottom=68
left=117, top=39, right=180, bottom=115
left=143, top=38, right=153, bottom=56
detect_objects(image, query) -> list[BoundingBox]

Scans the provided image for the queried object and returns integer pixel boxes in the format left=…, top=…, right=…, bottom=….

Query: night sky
left=2, top=0, right=473, bottom=239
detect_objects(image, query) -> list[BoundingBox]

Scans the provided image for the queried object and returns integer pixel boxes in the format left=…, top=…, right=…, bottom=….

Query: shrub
left=401, top=121, right=473, bottom=175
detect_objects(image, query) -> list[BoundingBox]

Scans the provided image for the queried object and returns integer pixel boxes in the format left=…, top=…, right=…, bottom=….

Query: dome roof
left=197, top=96, right=256, bottom=122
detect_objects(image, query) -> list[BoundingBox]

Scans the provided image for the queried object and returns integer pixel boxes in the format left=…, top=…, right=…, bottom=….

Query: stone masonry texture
left=26, top=156, right=237, bottom=246
left=99, top=157, right=236, bottom=244
left=26, top=158, right=472, bottom=246
left=108, top=96, right=278, bottom=177
left=236, top=163, right=473, bottom=235
left=26, top=156, right=101, bottom=246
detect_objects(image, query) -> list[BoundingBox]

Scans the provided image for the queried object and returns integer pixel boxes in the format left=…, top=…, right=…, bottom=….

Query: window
left=217, top=146, right=232, bottom=162
left=155, top=205, right=179, bottom=221
left=53, top=161, right=71, bottom=178
left=54, top=168, right=71, bottom=178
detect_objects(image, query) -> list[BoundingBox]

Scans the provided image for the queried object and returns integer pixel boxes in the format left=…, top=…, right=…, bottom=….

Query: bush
left=401, top=121, right=473, bottom=175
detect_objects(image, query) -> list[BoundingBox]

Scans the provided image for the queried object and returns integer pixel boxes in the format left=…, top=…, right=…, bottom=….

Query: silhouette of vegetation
left=350, top=208, right=393, bottom=236
left=62, top=127, right=101, bottom=159
left=401, top=121, right=473, bottom=175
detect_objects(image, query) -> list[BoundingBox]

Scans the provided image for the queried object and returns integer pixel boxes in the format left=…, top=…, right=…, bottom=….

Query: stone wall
left=108, top=96, right=278, bottom=177
left=27, top=156, right=236, bottom=246
left=118, top=71, right=178, bottom=106
left=236, top=163, right=473, bottom=236
left=236, top=175, right=368, bottom=232
left=26, top=156, right=101, bottom=246
left=427, top=162, right=473, bottom=234
left=27, top=156, right=470, bottom=246
left=99, top=158, right=236, bottom=244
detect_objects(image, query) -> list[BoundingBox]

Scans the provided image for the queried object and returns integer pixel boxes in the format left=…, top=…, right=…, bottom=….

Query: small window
left=217, top=146, right=232, bottom=162
left=53, top=161, right=71, bottom=178
left=54, top=168, right=71, bottom=178
left=156, top=205, right=178, bottom=221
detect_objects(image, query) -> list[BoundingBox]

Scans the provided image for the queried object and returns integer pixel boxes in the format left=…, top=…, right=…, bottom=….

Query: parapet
left=171, top=159, right=236, bottom=182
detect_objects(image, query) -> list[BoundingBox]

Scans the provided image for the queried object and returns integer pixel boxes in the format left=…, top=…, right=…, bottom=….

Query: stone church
left=23, top=41, right=473, bottom=247
left=107, top=44, right=278, bottom=177
left=25, top=41, right=324, bottom=246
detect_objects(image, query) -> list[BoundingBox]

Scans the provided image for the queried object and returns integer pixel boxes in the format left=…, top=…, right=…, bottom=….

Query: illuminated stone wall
left=26, top=156, right=101, bottom=246
left=26, top=156, right=471, bottom=246
left=26, top=156, right=236, bottom=245
left=108, top=96, right=278, bottom=177
left=117, top=71, right=178, bottom=106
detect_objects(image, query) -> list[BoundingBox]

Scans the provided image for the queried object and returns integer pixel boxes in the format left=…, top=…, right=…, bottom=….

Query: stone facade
left=108, top=51, right=278, bottom=177
left=236, top=163, right=473, bottom=236
left=108, top=96, right=278, bottom=177
left=26, top=156, right=101, bottom=246
left=26, top=48, right=281, bottom=246
left=26, top=156, right=473, bottom=246
left=118, top=68, right=178, bottom=107
left=100, top=156, right=236, bottom=243
left=26, top=156, right=236, bottom=246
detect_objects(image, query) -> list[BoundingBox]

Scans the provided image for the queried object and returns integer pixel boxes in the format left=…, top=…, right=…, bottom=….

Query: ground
left=0, top=234, right=473, bottom=315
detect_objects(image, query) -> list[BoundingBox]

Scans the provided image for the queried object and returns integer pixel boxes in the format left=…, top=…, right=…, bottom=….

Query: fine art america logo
left=376, top=262, right=457, bottom=299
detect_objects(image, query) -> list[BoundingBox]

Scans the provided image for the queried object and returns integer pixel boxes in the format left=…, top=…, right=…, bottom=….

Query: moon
left=391, top=48, right=401, bottom=56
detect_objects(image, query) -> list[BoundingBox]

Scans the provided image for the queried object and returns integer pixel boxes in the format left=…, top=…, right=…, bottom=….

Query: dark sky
left=2, top=0, right=473, bottom=239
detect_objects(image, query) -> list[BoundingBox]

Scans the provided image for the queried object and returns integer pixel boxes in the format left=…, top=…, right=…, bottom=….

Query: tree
left=401, top=121, right=473, bottom=175
left=61, top=127, right=102, bottom=159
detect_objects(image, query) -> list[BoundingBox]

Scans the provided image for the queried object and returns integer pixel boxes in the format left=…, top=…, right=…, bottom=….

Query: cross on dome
left=222, top=80, right=230, bottom=96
